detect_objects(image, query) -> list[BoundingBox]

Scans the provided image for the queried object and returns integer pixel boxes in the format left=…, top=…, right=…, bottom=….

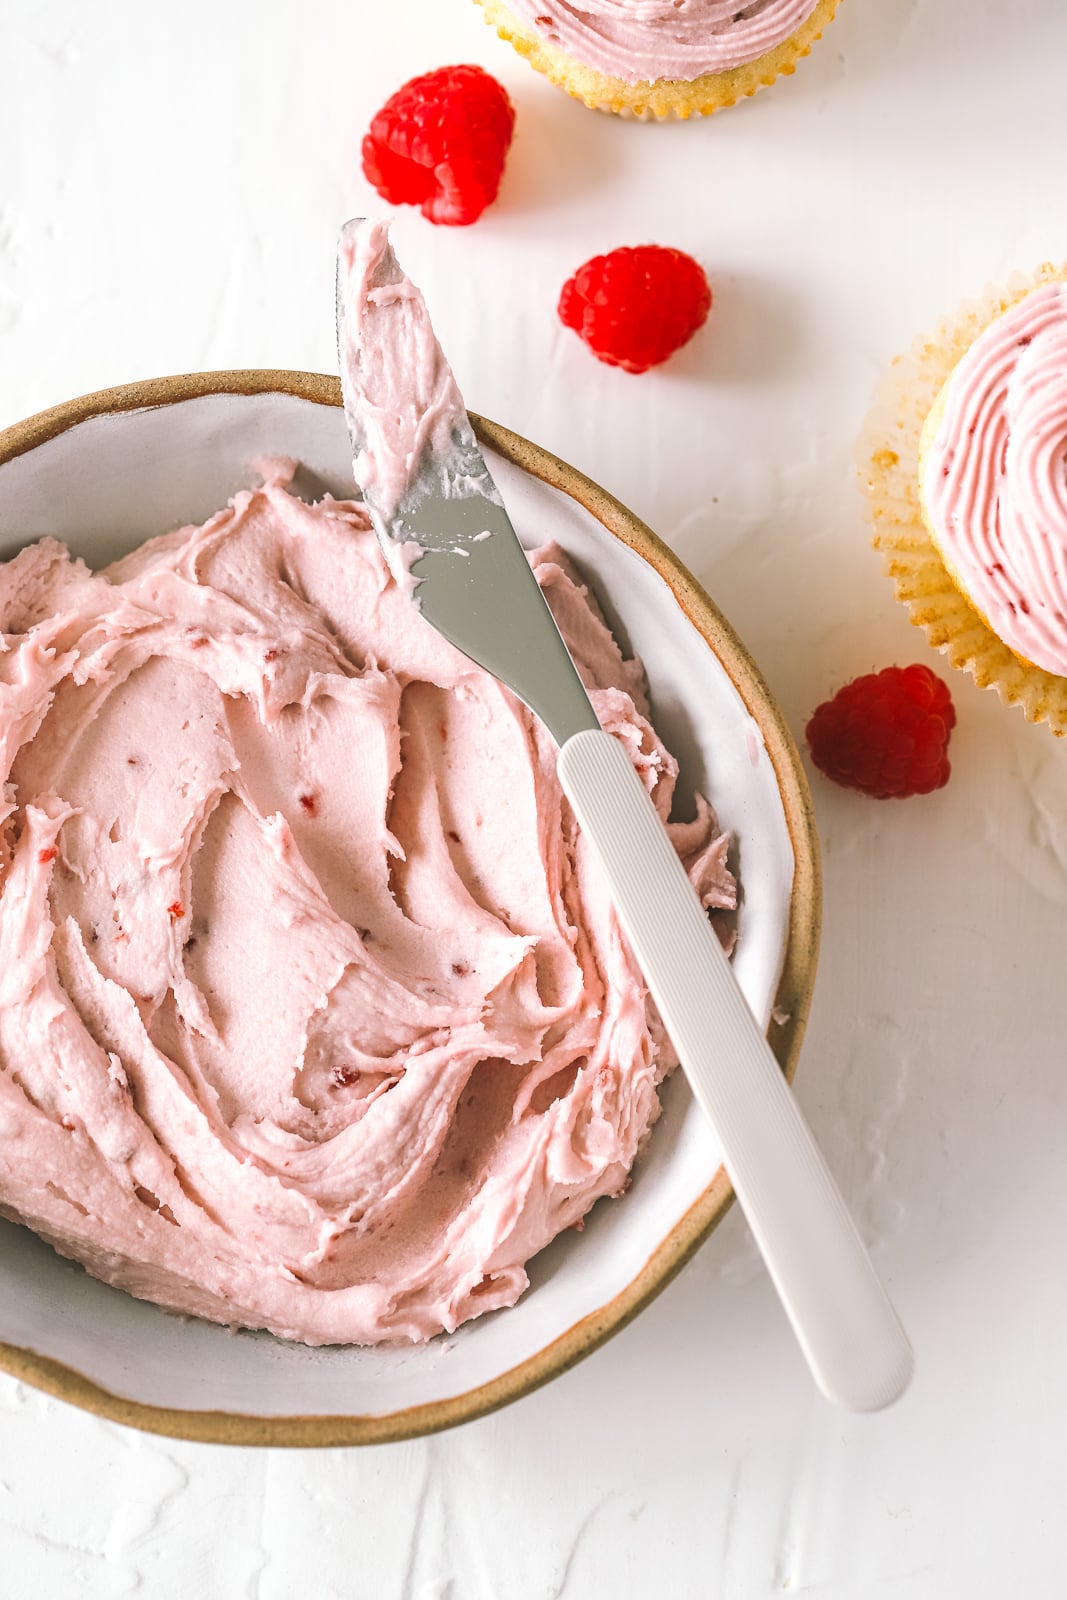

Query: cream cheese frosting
left=0, top=467, right=735, bottom=1345
left=337, top=220, right=466, bottom=531
left=922, top=282, right=1067, bottom=678
left=501, top=0, right=822, bottom=83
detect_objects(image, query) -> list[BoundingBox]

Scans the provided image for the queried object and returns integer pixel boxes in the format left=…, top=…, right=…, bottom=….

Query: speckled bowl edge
left=0, top=369, right=821, bottom=1446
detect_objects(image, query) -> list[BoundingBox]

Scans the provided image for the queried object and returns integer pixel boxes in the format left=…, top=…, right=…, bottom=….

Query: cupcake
left=859, top=265, right=1067, bottom=737
left=472, top=0, right=842, bottom=120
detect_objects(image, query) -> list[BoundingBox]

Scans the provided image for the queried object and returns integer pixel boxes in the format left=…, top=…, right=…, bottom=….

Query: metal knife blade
left=336, top=217, right=598, bottom=747
left=333, top=217, right=913, bottom=1413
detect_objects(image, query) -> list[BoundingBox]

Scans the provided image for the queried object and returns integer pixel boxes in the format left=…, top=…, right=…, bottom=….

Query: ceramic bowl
left=0, top=372, right=820, bottom=1445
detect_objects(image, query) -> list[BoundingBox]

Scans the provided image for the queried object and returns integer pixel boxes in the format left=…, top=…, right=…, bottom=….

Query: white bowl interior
left=0, top=391, right=795, bottom=1421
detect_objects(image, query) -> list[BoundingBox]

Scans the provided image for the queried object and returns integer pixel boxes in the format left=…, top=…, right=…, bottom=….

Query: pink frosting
left=503, top=0, right=821, bottom=83
left=923, top=283, right=1067, bottom=678
left=0, top=467, right=735, bottom=1345
left=337, top=220, right=465, bottom=530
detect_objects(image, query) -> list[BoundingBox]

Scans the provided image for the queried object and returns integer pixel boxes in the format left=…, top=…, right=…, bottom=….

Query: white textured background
left=3, top=1, right=1067, bottom=1594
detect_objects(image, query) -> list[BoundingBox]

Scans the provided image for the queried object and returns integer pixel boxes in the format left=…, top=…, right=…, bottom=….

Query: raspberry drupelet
left=362, top=65, right=515, bottom=226
left=806, top=665, right=956, bottom=799
left=558, top=245, right=712, bottom=373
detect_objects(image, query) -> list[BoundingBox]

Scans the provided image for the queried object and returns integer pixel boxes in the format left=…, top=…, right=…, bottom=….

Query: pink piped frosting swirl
left=923, top=282, right=1067, bottom=678
left=504, top=0, right=821, bottom=83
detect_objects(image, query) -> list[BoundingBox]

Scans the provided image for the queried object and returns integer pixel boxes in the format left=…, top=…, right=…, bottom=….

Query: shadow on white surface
left=498, top=87, right=625, bottom=219
left=700, top=271, right=808, bottom=385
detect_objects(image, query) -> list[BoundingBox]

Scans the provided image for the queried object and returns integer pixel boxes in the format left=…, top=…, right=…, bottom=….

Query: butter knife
left=336, top=218, right=913, bottom=1412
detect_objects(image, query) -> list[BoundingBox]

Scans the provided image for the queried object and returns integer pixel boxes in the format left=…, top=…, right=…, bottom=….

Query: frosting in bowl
left=0, top=466, right=735, bottom=1345
left=501, top=0, right=821, bottom=83
left=921, top=282, right=1067, bottom=678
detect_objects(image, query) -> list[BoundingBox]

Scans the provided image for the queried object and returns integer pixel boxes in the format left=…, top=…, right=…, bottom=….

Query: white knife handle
left=557, top=728, right=913, bottom=1412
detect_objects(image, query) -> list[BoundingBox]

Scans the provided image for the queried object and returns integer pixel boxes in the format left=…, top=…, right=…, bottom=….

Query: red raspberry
left=558, top=246, right=712, bottom=374
left=806, top=665, right=956, bottom=799
left=361, top=65, right=515, bottom=227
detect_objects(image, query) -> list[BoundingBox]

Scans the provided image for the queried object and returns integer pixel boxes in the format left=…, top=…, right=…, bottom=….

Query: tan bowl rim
left=0, top=369, right=822, bottom=1447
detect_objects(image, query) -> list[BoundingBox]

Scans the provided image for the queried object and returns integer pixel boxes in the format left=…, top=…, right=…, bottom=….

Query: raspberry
left=361, top=65, right=515, bottom=227
left=558, top=246, right=712, bottom=374
left=805, top=665, right=956, bottom=799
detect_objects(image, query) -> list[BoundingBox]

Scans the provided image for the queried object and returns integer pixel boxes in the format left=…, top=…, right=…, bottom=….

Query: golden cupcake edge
left=472, top=0, right=841, bottom=120
left=857, top=263, right=1067, bottom=736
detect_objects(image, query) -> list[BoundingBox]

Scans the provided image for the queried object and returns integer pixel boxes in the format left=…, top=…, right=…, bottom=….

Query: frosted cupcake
left=472, top=0, right=842, bottom=120
left=859, top=265, right=1067, bottom=736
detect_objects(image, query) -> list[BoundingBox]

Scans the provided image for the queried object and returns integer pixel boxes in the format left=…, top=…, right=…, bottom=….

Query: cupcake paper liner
left=473, top=0, right=841, bottom=121
left=857, top=262, right=1067, bottom=738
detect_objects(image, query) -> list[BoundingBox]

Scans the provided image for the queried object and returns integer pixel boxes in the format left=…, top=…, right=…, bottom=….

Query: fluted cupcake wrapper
left=473, top=0, right=841, bottom=121
left=857, top=263, right=1067, bottom=738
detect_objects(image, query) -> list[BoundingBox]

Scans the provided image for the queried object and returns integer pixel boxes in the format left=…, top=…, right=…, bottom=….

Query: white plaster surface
left=2, top=0, right=1066, bottom=1593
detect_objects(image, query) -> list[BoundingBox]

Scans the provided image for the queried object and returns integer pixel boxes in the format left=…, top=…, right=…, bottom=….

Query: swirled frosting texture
left=503, top=0, right=821, bottom=82
left=923, top=283, right=1067, bottom=677
left=0, top=469, right=734, bottom=1345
